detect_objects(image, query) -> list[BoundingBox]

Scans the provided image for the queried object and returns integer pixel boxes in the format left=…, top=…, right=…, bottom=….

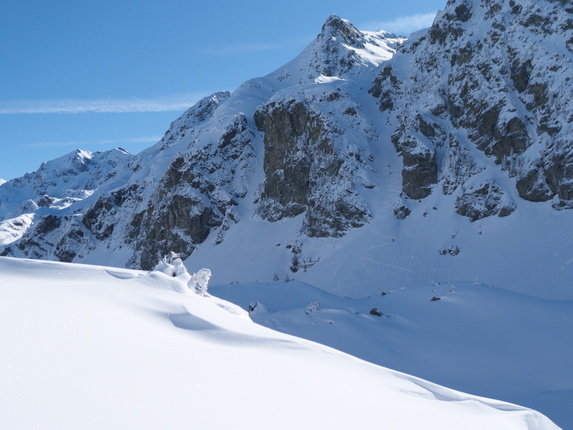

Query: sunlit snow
left=0, top=257, right=560, bottom=430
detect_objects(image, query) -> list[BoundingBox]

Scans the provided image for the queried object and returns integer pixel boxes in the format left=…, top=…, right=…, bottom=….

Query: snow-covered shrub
left=189, top=268, right=212, bottom=296
left=153, top=252, right=188, bottom=277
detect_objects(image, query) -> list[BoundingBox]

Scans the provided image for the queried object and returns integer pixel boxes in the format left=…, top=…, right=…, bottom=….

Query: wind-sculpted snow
left=0, top=257, right=562, bottom=430
left=211, top=279, right=573, bottom=428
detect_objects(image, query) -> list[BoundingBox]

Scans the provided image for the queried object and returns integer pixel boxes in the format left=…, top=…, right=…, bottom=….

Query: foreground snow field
left=0, top=257, right=560, bottom=430
left=211, top=280, right=573, bottom=428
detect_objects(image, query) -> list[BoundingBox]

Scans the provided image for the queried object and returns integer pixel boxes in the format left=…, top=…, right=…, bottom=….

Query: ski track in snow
left=349, top=170, right=411, bottom=287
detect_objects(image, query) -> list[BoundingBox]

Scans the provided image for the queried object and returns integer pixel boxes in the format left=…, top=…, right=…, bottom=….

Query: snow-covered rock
left=371, top=0, right=573, bottom=209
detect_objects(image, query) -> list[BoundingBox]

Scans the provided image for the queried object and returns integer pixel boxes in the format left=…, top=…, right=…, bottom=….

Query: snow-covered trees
left=154, top=252, right=211, bottom=295
left=189, top=268, right=211, bottom=296
left=153, top=252, right=187, bottom=277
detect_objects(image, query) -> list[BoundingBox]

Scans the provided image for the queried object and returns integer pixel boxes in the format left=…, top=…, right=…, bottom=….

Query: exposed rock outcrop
left=372, top=0, right=573, bottom=215
left=255, top=93, right=373, bottom=238
left=455, top=182, right=516, bottom=221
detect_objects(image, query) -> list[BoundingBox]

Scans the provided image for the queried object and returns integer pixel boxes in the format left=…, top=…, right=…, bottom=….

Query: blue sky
left=0, top=0, right=445, bottom=181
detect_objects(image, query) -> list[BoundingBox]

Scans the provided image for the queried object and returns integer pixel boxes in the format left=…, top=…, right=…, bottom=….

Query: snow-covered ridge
left=0, top=148, right=133, bottom=218
left=1, top=4, right=572, bottom=299
left=0, top=257, right=561, bottom=430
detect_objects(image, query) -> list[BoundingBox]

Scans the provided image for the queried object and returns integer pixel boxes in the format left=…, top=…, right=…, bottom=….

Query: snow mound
left=0, top=257, right=559, bottom=430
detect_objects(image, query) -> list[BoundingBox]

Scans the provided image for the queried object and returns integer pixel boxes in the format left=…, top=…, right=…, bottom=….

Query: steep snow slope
left=0, top=257, right=561, bottom=430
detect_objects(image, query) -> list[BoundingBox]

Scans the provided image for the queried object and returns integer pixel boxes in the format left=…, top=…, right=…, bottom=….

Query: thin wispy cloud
left=23, top=136, right=161, bottom=149
left=363, top=11, right=438, bottom=36
left=0, top=93, right=206, bottom=115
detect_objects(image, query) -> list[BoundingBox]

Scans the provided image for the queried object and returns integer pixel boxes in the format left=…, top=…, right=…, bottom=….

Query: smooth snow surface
left=0, top=257, right=560, bottom=430
left=211, top=280, right=573, bottom=429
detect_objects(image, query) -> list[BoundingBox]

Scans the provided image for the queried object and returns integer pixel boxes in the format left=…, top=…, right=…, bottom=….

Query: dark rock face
left=35, top=215, right=61, bottom=235
left=255, top=96, right=372, bottom=237
left=82, top=197, right=116, bottom=241
left=372, top=0, right=573, bottom=217
left=126, top=112, right=255, bottom=269
left=135, top=195, right=218, bottom=270
left=455, top=182, right=515, bottom=221
left=399, top=143, right=438, bottom=200
left=258, top=101, right=319, bottom=219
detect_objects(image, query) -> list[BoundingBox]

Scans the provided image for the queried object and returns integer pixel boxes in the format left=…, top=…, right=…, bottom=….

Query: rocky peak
left=319, top=14, right=366, bottom=48
left=272, top=15, right=403, bottom=84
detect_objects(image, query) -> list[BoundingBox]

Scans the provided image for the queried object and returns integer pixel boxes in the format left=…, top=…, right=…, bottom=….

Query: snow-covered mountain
left=2, top=2, right=572, bottom=299
left=0, top=257, right=561, bottom=430
left=1, top=0, right=573, bottom=426
left=0, top=15, right=406, bottom=271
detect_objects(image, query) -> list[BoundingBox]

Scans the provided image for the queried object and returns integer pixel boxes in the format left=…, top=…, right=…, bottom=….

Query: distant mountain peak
left=269, top=16, right=404, bottom=84
left=319, top=14, right=364, bottom=46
